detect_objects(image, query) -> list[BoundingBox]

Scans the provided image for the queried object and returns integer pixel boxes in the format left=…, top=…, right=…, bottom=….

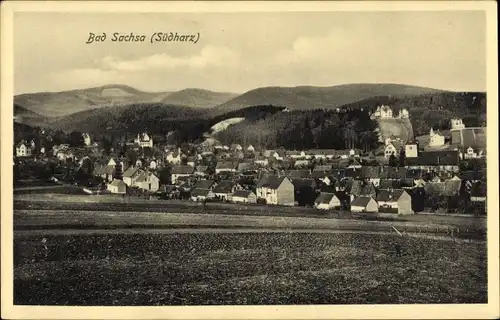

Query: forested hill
left=337, top=92, right=486, bottom=136
left=215, top=108, right=379, bottom=151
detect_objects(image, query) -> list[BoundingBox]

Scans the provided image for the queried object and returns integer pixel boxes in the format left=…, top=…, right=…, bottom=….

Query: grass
left=14, top=231, right=487, bottom=305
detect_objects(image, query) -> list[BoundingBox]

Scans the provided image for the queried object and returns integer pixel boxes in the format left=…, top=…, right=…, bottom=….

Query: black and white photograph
left=1, top=1, right=498, bottom=319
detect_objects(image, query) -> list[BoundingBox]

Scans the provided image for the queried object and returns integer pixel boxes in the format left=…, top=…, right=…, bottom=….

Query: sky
left=14, top=11, right=486, bottom=94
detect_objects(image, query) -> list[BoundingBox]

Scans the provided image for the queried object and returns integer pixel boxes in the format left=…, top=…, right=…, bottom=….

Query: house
left=107, top=179, right=127, bottom=194
left=256, top=175, right=295, bottom=206
left=56, top=150, right=74, bottom=161
left=212, top=180, right=241, bottom=200
left=190, top=188, right=214, bottom=202
left=186, top=156, right=196, bottom=167
left=314, top=192, right=341, bottom=210
left=134, top=132, right=153, bottom=148
left=272, top=150, right=286, bottom=161
left=314, top=165, right=333, bottom=172
left=376, top=188, right=413, bottom=214
left=263, top=150, right=276, bottom=158
left=384, top=141, right=402, bottom=158
left=237, top=162, right=257, bottom=172
left=350, top=196, right=378, bottom=213
left=93, top=163, right=115, bottom=182
left=149, top=160, right=158, bottom=170
left=398, top=108, right=410, bottom=119
left=247, top=145, right=255, bottom=152
left=360, top=166, right=382, bottom=187
left=194, top=165, right=209, bottom=176
left=15, top=141, right=32, bottom=157
left=134, top=171, right=160, bottom=192
left=215, top=161, right=237, bottom=174
left=406, top=151, right=460, bottom=172
left=405, top=142, right=419, bottom=158
left=349, top=180, right=377, bottom=201
left=336, top=149, right=357, bottom=159
left=122, top=166, right=144, bottom=186
left=371, top=105, right=393, bottom=119
left=287, top=150, right=307, bottom=159
left=171, top=165, right=195, bottom=184
left=450, top=118, right=465, bottom=130
left=428, top=128, right=445, bottom=147
left=231, top=144, right=243, bottom=151
left=166, top=148, right=184, bottom=165
left=347, top=158, right=362, bottom=169
left=194, top=179, right=216, bottom=190
left=463, top=147, right=482, bottom=159
left=294, top=159, right=311, bottom=168
left=82, top=133, right=91, bottom=146
left=231, top=190, right=257, bottom=204
left=308, top=149, right=336, bottom=160
left=285, top=169, right=311, bottom=179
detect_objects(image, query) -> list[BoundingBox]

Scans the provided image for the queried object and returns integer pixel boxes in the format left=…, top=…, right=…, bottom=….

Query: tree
left=68, top=131, right=84, bottom=147
left=398, top=148, right=406, bottom=167
left=159, top=166, right=172, bottom=185
left=389, top=154, right=398, bottom=167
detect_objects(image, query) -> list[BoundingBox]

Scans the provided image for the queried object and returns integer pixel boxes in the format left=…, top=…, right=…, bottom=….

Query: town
left=14, top=105, right=487, bottom=216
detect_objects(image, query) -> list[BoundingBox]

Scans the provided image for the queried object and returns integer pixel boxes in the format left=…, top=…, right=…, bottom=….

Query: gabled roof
left=350, top=180, right=377, bottom=197
left=194, top=179, right=215, bottom=189
left=171, top=165, right=195, bottom=175
left=135, top=171, right=158, bottom=183
left=378, top=179, right=400, bottom=189
left=216, top=161, right=237, bottom=170
left=232, top=190, right=254, bottom=198
left=212, top=180, right=237, bottom=194
left=314, top=165, right=333, bottom=172
left=237, top=162, right=256, bottom=172
left=195, top=165, right=209, bottom=173
left=376, top=189, right=406, bottom=202
left=191, top=188, right=211, bottom=197
left=406, top=151, right=460, bottom=166
left=405, top=169, right=423, bottom=179
left=256, top=175, right=289, bottom=189
left=285, top=169, right=311, bottom=179
left=351, top=196, right=375, bottom=207
left=314, top=192, right=338, bottom=204
left=360, top=166, right=381, bottom=179
left=380, top=167, right=407, bottom=180
left=123, top=166, right=141, bottom=178
left=424, top=181, right=461, bottom=196
left=344, top=168, right=362, bottom=179
left=109, top=179, right=126, bottom=187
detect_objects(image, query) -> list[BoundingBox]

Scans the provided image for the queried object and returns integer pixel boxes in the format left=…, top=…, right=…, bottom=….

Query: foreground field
left=14, top=231, right=486, bottom=305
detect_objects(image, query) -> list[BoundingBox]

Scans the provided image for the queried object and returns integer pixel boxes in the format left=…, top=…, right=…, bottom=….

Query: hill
left=13, top=85, right=237, bottom=117
left=213, top=83, right=445, bottom=114
left=160, top=89, right=237, bottom=108
left=14, top=104, right=48, bottom=127
left=47, top=103, right=206, bottom=135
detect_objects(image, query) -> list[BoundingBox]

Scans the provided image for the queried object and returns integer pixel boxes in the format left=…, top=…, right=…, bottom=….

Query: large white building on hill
left=371, top=105, right=410, bottom=120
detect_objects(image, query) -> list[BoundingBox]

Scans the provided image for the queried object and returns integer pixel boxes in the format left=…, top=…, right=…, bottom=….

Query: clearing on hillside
left=377, top=118, right=414, bottom=143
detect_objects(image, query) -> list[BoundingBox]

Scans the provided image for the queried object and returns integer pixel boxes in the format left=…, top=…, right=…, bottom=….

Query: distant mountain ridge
left=212, top=83, right=447, bottom=115
left=14, top=85, right=237, bottom=117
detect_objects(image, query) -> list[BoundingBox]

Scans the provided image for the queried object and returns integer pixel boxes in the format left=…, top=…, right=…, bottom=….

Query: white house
left=247, top=145, right=255, bottom=152
left=450, top=118, right=465, bottom=130
left=350, top=196, right=378, bottom=213
left=171, top=165, right=194, bottom=184
left=429, top=128, right=445, bottom=147
left=149, top=160, right=158, bottom=170
left=15, top=142, right=32, bottom=157
left=82, top=133, right=91, bottom=146
left=405, top=143, right=418, bottom=158
left=107, top=179, right=127, bottom=194
left=314, top=192, right=341, bottom=210
left=134, top=171, right=160, bottom=192
left=384, top=141, right=402, bottom=158
left=375, top=188, right=413, bottom=214
left=122, top=166, right=144, bottom=186
left=371, top=105, right=393, bottom=119
left=231, top=190, right=257, bottom=204
left=166, top=148, right=184, bottom=165
left=255, top=175, right=295, bottom=206
left=134, top=133, right=153, bottom=148
left=398, top=108, right=410, bottom=119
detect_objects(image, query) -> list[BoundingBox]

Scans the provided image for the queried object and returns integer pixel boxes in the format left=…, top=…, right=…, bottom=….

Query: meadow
left=14, top=231, right=487, bottom=305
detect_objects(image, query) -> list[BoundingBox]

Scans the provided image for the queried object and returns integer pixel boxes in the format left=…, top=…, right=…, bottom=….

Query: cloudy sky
left=14, top=11, right=486, bottom=94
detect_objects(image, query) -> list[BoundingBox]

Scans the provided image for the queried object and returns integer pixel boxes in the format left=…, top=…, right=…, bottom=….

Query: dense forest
left=215, top=108, right=380, bottom=151
left=339, top=92, right=486, bottom=136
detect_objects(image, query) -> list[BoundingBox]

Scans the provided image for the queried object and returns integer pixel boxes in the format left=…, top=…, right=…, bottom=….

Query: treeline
left=216, top=108, right=380, bottom=151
